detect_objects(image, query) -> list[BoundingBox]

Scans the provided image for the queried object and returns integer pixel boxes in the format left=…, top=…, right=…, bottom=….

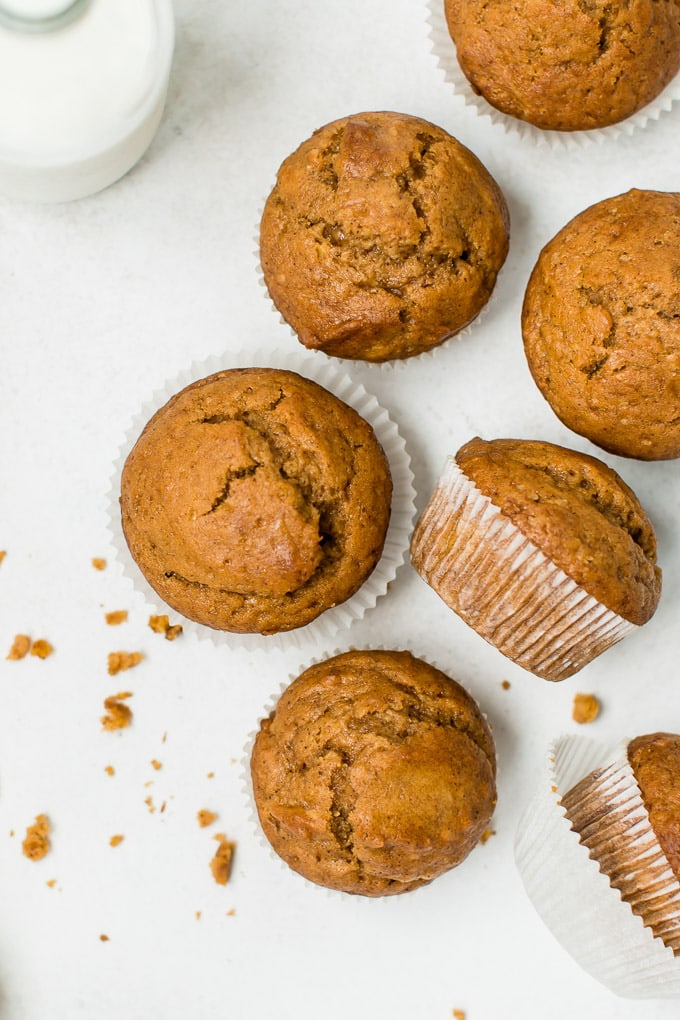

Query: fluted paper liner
left=515, top=736, right=680, bottom=998
left=427, top=0, right=680, bottom=149
left=106, top=349, right=415, bottom=653
left=410, top=457, right=637, bottom=681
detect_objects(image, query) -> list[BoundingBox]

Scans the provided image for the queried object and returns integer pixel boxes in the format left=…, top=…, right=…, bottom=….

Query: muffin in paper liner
left=410, top=455, right=638, bottom=682
left=105, top=348, right=415, bottom=654
left=242, top=646, right=497, bottom=898
left=514, top=735, right=680, bottom=998
left=427, top=0, right=680, bottom=149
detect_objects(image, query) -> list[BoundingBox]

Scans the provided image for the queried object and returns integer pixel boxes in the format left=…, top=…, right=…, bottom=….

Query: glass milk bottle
left=0, top=0, right=175, bottom=201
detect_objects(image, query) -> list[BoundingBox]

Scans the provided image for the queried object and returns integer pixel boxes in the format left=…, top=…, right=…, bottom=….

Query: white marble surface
left=1, top=2, right=679, bottom=1017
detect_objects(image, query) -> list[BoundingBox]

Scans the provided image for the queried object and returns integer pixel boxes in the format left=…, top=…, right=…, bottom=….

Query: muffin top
left=456, top=438, right=661, bottom=625
left=522, top=190, right=680, bottom=460
left=444, top=0, right=680, bottom=131
left=120, top=368, right=392, bottom=635
left=628, top=733, right=680, bottom=881
left=260, top=111, right=509, bottom=362
left=250, top=649, right=496, bottom=896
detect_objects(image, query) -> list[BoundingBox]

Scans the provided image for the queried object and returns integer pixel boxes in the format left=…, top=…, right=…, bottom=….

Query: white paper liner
left=105, top=349, right=416, bottom=654
left=410, top=456, right=637, bottom=681
left=427, top=0, right=680, bottom=149
left=515, top=736, right=680, bottom=998
left=242, top=646, right=497, bottom=898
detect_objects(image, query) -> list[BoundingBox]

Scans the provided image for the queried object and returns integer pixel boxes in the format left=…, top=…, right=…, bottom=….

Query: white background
left=1, top=1, right=679, bottom=1017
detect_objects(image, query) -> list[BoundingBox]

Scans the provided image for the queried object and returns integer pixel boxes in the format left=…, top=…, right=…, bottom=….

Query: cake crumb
left=46, top=879, right=57, bottom=888
left=104, top=765, right=115, bottom=777
left=144, top=795, right=156, bottom=814
left=148, top=614, right=183, bottom=641
left=109, top=834, right=124, bottom=848
left=195, top=910, right=202, bottom=920
left=501, top=679, right=511, bottom=690
left=108, top=651, right=143, bottom=675
left=22, top=814, right=50, bottom=861
left=150, top=759, right=162, bottom=771
left=7, top=634, right=31, bottom=660
left=105, top=610, right=128, bottom=626
left=479, top=828, right=496, bottom=845
left=101, top=693, right=133, bottom=731
left=226, top=908, right=236, bottom=917
left=92, top=558, right=107, bottom=570
left=99, top=934, right=109, bottom=942
left=452, top=1011, right=466, bottom=1020
left=30, top=639, right=54, bottom=659
left=206, top=771, right=215, bottom=779
left=197, top=809, right=218, bottom=828
left=210, top=834, right=235, bottom=886
left=572, top=692, right=601, bottom=725
left=0, top=551, right=6, bottom=566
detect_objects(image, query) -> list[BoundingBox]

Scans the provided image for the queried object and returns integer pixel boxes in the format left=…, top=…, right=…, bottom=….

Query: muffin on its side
left=250, top=649, right=496, bottom=896
left=410, top=438, right=661, bottom=680
left=120, top=368, right=392, bottom=635
left=522, top=190, right=680, bottom=460
left=444, top=0, right=680, bottom=131
left=260, top=111, right=509, bottom=362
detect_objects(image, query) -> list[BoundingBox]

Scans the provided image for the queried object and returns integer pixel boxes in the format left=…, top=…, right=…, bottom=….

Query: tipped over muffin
left=260, top=110, right=509, bottom=361
left=250, top=649, right=496, bottom=896
left=120, top=368, right=392, bottom=635
left=410, top=438, right=661, bottom=680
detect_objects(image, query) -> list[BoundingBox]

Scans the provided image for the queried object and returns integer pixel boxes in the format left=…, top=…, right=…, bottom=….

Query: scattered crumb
left=30, top=639, right=54, bottom=659
left=109, top=834, right=124, bottom=848
left=104, top=765, right=115, bottom=777
left=572, top=692, right=601, bottom=725
left=46, top=879, right=57, bottom=888
left=7, top=634, right=31, bottom=660
left=150, top=759, right=162, bottom=771
left=479, top=828, right=496, bottom=845
left=107, top=651, right=143, bottom=675
left=101, top=693, right=133, bottom=731
left=226, top=908, right=236, bottom=917
left=210, top=834, right=235, bottom=886
left=162, top=732, right=168, bottom=744
left=551, top=784, right=558, bottom=794
left=9, top=829, right=14, bottom=837
left=206, top=771, right=215, bottom=779
left=453, top=1011, right=466, bottom=1020
left=22, top=814, right=51, bottom=861
left=195, top=910, right=202, bottom=920
left=92, top=558, right=107, bottom=571
left=160, top=801, right=167, bottom=814
left=197, top=809, right=218, bottom=828
left=148, top=614, right=183, bottom=641
left=105, top=610, right=128, bottom=626
left=0, top=551, right=5, bottom=566
left=501, top=679, right=511, bottom=690
left=144, top=796, right=156, bottom=814
left=143, top=780, right=154, bottom=788
left=99, top=934, right=109, bottom=942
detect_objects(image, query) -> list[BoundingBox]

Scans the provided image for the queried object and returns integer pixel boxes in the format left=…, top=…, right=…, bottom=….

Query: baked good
left=522, top=189, right=680, bottom=460
left=444, top=0, right=680, bottom=131
left=259, top=111, right=509, bottom=362
left=410, top=437, right=661, bottom=680
left=120, top=368, right=392, bottom=634
left=250, top=649, right=496, bottom=896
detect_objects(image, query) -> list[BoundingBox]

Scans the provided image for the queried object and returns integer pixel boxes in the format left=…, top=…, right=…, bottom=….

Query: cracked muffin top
left=444, top=0, right=680, bottom=131
left=259, top=111, right=509, bottom=362
left=522, top=190, right=680, bottom=460
left=456, top=437, right=661, bottom=625
left=250, top=649, right=496, bottom=896
left=120, top=368, right=392, bottom=635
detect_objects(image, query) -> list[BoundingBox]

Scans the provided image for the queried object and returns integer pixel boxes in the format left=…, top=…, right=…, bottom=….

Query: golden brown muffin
left=120, top=368, right=392, bottom=635
left=260, top=111, right=509, bottom=362
left=250, top=650, right=496, bottom=896
left=411, top=438, right=661, bottom=680
left=522, top=190, right=680, bottom=460
left=628, top=733, right=680, bottom=882
left=444, top=0, right=680, bottom=131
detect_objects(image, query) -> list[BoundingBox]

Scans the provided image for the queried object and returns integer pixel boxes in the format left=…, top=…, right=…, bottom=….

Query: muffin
left=410, top=438, right=661, bottom=681
left=120, top=367, right=392, bottom=635
left=259, top=111, right=509, bottom=362
left=515, top=734, right=680, bottom=997
left=250, top=649, right=496, bottom=896
left=522, top=189, right=680, bottom=460
left=444, top=0, right=680, bottom=131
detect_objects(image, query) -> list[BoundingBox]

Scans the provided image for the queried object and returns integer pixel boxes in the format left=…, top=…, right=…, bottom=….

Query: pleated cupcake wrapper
left=514, top=736, right=680, bottom=998
left=105, top=348, right=416, bottom=654
left=411, top=457, right=637, bottom=681
left=427, top=0, right=680, bottom=149
left=241, top=645, right=496, bottom=898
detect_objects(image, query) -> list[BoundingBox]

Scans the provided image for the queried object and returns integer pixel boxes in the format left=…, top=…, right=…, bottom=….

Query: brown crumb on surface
left=99, top=934, right=109, bottom=942
left=572, top=692, right=601, bottom=725
left=150, top=759, right=162, bottom=771
left=30, top=639, right=54, bottom=659
left=22, top=814, right=50, bottom=861
left=206, top=771, right=215, bottom=779
left=144, top=795, right=156, bottom=814
left=104, top=765, right=115, bottom=777
left=195, top=910, right=202, bottom=920
left=148, top=614, right=183, bottom=641
left=226, top=908, right=236, bottom=917
left=0, top=551, right=6, bottom=566
left=92, top=558, right=107, bottom=571
left=7, top=634, right=31, bottom=660
left=109, top=834, right=124, bottom=848
left=107, top=651, right=143, bottom=675
left=453, top=1011, right=466, bottom=1020
left=501, top=679, right=511, bottom=690
left=479, top=828, right=496, bottom=845
left=197, top=809, right=218, bottom=828
left=46, top=879, right=57, bottom=888
left=210, top=834, right=235, bottom=886
left=101, top=694, right=133, bottom=731
left=105, top=610, right=128, bottom=626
